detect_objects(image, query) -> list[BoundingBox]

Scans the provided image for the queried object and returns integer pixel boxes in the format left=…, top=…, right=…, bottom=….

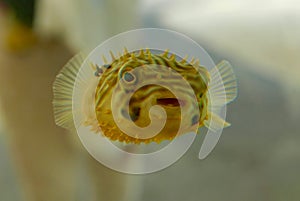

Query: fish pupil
left=124, top=72, right=135, bottom=82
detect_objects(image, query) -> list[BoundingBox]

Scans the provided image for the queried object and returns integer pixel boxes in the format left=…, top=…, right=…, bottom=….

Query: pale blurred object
left=0, top=101, right=4, bottom=134
left=140, top=0, right=300, bottom=118
left=0, top=0, right=143, bottom=200
left=35, top=0, right=140, bottom=51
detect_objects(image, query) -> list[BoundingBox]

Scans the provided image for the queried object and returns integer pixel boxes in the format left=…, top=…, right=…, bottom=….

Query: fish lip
left=156, top=98, right=186, bottom=107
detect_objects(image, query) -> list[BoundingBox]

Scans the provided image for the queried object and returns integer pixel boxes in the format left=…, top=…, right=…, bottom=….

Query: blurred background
left=0, top=0, right=299, bottom=201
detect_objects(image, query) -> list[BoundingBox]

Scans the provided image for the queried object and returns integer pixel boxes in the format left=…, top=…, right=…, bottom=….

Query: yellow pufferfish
left=53, top=48, right=237, bottom=144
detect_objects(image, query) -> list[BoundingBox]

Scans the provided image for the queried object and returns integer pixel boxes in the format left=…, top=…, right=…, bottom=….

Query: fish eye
left=123, top=72, right=136, bottom=83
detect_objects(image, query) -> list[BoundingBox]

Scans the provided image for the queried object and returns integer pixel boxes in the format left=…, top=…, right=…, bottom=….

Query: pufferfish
left=53, top=48, right=237, bottom=144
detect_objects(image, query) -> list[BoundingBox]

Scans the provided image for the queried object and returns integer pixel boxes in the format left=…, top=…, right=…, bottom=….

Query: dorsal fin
left=52, top=53, right=86, bottom=130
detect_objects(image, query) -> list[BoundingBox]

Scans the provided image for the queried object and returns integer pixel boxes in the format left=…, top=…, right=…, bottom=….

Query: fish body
left=53, top=48, right=237, bottom=144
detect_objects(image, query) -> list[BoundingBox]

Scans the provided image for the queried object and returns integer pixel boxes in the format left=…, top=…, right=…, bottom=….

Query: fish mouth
left=156, top=98, right=185, bottom=107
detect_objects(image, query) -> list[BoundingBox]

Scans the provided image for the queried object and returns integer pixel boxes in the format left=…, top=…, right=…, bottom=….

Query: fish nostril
left=192, top=114, right=199, bottom=125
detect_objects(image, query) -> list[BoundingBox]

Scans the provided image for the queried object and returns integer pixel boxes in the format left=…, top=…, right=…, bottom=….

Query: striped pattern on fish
left=53, top=48, right=237, bottom=144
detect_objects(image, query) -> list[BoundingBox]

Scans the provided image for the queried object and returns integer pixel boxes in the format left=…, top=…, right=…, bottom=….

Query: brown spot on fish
left=157, top=98, right=180, bottom=107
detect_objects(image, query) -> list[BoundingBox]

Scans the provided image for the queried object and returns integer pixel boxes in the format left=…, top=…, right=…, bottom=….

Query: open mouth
left=156, top=98, right=185, bottom=107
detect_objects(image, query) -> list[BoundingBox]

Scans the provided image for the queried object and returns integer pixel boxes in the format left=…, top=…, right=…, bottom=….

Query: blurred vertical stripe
left=2, top=0, right=35, bottom=27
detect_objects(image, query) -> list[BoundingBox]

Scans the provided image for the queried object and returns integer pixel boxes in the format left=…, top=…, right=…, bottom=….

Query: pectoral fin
left=52, top=53, right=86, bottom=130
left=204, top=60, right=237, bottom=130
left=209, top=60, right=238, bottom=107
